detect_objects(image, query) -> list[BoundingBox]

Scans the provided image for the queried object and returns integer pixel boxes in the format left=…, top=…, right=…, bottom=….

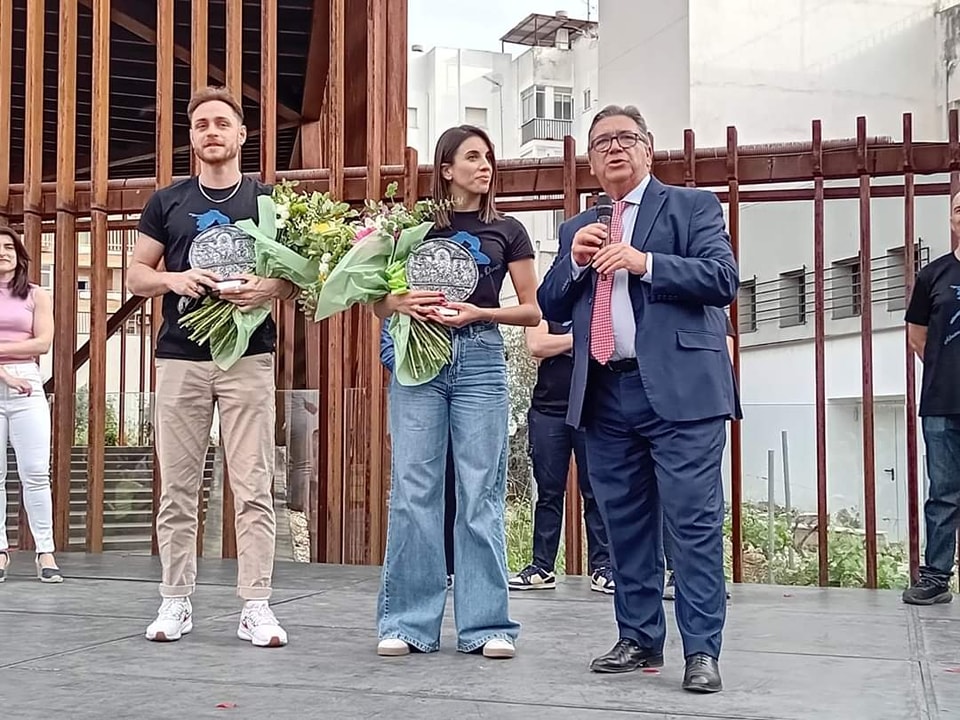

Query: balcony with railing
left=521, top=117, right=572, bottom=144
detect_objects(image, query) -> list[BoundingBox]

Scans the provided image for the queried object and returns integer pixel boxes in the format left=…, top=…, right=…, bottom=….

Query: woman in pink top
left=0, top=225, right=60, bottom=583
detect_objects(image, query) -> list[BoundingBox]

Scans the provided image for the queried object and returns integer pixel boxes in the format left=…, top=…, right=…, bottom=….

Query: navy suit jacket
left=538, top=177, right=742, bottom=428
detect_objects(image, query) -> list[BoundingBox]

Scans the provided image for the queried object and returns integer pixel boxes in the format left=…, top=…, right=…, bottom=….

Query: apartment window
left=40, top=264, right=53, bottom=289
left=738, top=279, right=757, bottom=333
left=551, top=209, right=565, bottom=239
left=831, top=256, right=861, bottom=319
left=884, top=244, right=925, bottom=312
left=537, top=250, right=557, bottom=278
left=582, top=88, right=592, bottom=113
left=464, top=106, right=487, bottom=128
left=521, top=85, right=545, bottom=123
left=407, top=107, right=418, bottom=129
left=554, top=87, right=574, bottom=121
left=779, top=269, right=806, bottom=327
left=126, top=314, right=151, bottom=336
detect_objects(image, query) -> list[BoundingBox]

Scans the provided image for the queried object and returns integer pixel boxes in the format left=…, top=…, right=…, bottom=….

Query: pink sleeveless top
left=0, top=282, right=37, bottom=364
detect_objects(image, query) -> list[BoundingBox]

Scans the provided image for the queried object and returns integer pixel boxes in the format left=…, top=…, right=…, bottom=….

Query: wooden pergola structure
left=2, top=0, right=960, bottom=587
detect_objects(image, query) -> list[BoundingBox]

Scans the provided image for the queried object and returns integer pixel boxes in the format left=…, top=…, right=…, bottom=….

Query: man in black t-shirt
left=127, top=87, right=299, bottom=646
left=509, top=320, right=614, bottom=595
left=902, top=216, right=960, bottom=605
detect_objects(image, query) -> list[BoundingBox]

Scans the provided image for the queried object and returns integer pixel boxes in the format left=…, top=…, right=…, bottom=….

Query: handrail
left=43, top=293, right=147, bottom=395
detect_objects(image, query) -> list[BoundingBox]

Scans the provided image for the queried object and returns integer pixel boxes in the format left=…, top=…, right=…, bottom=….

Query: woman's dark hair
left=431, top=124, right=503, bottom=229
left=0, top=225, right=31, bottom=299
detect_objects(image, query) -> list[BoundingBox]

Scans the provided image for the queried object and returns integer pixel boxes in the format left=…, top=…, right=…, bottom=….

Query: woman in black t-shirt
left=373, top=125, right=541, bottom=660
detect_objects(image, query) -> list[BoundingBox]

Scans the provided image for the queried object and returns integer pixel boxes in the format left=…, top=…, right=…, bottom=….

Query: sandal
left=36, top=553, right=63, bottom=583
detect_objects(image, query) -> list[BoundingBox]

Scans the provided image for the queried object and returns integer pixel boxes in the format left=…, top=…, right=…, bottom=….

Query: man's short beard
left=194, top=144, right=240, bottom=167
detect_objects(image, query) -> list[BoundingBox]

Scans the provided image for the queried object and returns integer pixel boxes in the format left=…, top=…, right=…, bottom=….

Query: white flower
left=318, top=262, right=330, bottom=277
left=275, top=203, right=290, bottom=229
left=321, top=252, right=332, bottom=264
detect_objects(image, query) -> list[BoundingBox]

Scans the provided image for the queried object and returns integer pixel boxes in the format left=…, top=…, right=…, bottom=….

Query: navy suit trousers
left=583, top=363, right=727, bottom=659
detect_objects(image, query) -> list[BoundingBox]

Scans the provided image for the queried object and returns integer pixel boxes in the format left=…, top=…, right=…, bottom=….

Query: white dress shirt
left=571, top=175, right=654, bottom=361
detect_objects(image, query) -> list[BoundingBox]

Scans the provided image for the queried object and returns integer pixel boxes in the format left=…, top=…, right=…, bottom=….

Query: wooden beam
left=364, top=0, right=386, bottom=564
left=219, top=0, right=244, bottom=560
left=322, top=0, right=346, bottom=564
left=226, top=0, right=243, bottom=100
left=151, top=0, right=175, bottom=558
left=23, top=0, right=43, bottom=282
left=190, top=0, right=209, bottom=176
left=52, top=0, right=80, bottom=554
left=260, top=0, right=278, bottom=183
left=9, top=139, right=958, bottom=218
left=384, top=0, right=407, bottom=165
left=86, top=0, right=112, bottom=553
left=301, top=0, right=330, bottom=122
left=75, top=121, right=298, bottom=177
left=76, top=0, right=301, bottom=122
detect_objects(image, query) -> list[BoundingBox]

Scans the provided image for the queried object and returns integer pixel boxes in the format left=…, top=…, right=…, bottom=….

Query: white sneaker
left=145, top=597, right=193, bottom=642
left=482, top=638, right=516, bottom=659
left=377, top=638, right=411, bottom=656
left=237, top=601, right=288, bottom=647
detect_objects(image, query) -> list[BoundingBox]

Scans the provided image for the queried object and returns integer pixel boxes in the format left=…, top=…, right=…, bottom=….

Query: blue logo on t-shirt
left=190, top=209, right=232, bottom=231
left=946, top=285, right=960, bottom=346
left=450, top=231, right=491, bottom=266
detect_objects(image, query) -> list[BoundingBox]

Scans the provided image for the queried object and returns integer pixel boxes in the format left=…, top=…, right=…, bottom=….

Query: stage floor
left=1, top=554, right=957, bottom=719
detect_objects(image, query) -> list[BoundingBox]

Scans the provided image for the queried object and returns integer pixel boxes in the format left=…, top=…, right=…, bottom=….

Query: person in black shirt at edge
left=902, top=195, right=960, bottom=605
left=663, top=314, right=736, bottom=601
left=128, top=87, right=299, bottom=647
left=508, top=319, right=615, bottom=594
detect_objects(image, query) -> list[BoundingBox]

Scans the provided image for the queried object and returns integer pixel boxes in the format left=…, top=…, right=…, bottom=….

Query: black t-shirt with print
left=905, top=251, right=960, bottom=416
left=424, top=211, right=535, bottom=308
left=138, top=176, right=276, bottom=361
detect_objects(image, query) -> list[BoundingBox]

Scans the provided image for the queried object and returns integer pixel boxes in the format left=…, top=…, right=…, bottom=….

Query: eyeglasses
left=589, top=131, right=646, bottom=153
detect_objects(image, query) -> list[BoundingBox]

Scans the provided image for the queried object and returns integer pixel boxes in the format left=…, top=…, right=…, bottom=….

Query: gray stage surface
left=1, top=553, right=958, bottom=719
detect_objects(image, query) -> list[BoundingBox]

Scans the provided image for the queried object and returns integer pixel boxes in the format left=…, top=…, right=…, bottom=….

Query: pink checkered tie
left=589, top=200, right=626, bottom=364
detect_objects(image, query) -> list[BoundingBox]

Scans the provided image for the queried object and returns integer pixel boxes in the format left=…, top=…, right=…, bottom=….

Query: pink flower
left=352, top=226, right=376, bottom=244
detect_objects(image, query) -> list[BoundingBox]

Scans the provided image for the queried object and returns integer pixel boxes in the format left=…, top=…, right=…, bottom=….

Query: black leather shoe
left=683, top=653, right=722, bottom=693
left=589, top=638, right=663, bottom=674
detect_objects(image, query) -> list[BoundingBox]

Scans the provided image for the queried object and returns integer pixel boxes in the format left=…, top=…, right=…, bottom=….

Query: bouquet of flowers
left=311, top=182, right=454, bottom=386
left=180, top=179, right=454, bottom=385
left=179, top=180, right=357, bottom=370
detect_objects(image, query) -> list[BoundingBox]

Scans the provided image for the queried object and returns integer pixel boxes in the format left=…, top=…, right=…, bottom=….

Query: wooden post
left=53, top=0, right=79, bottom=553
left=151, top=0, right=175, bottom=556
left=85, top=0, right=111, bottom=553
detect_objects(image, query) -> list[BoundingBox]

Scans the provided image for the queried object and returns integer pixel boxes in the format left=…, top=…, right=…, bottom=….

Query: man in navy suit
left=538, top=105, right=739, bottom=693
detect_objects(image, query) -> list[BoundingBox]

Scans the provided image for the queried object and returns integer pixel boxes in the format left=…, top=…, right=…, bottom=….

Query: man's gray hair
left=588, top=104, right=650, bottom=145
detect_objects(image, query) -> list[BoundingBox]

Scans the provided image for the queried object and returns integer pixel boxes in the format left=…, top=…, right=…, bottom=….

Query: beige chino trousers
left=154, top=353, right=277, bottom=601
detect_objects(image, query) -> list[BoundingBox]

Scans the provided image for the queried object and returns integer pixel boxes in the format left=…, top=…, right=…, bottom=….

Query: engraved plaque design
left=188, top=224, right=256, bottom=279
left=406, top=238, right=479, bottom=302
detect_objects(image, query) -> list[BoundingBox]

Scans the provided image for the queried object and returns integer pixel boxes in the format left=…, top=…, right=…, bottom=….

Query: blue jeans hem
left=457, top=632, right=516, bottom=653
left=379, top=633, right=440, bottom=654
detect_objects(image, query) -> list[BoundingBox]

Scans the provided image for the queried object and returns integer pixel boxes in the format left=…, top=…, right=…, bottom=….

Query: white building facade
left=406, top=12, right=600, bottom=299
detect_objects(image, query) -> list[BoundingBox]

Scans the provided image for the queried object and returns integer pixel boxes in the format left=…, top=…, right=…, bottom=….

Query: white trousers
left=0, top=362, right=54, bottom=554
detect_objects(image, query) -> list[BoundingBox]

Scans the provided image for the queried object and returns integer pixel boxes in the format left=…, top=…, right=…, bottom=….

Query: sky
left=407, top=0, right=597, bottom=55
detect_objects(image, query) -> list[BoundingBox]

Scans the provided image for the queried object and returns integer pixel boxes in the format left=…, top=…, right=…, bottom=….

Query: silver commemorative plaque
left=187, top=224, right=256, bottom=279
left=405, top=238, right=479, bottom=302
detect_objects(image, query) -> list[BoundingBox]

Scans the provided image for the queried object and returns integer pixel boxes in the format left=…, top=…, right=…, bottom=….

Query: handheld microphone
left=595, top=193, right=613, bottom=234
left=594, top=193, right=614, bottom=279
